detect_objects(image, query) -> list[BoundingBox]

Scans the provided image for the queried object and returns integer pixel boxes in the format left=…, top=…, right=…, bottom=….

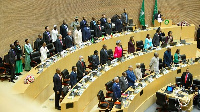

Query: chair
left=61, top=69, right=70, bottom=86
left=159, top=58, right=163, bottom=70
left=140, top=63, right=146, bottom=77
left=156, top=92, right=167, bottom=111
left=180, top=54, right=186, bottom=61
left=136, top=40, right=144, bottom=51
left=105, top=81, right=114, bottom=98
left=47, top=43, right=55, bottom=56
left=175, top=77, right=182, bottom=87
left=107, top=49, right=114, bottom=60
left=97, top=90, right=113, bottom=112
left=168, top=97, right=181, bottom=111
left=30, top=51, right=41, bottom=67
left=87, top=55, right=93, bottom=70
left=193, top=79, right=200, bottom=89
left=101, top=26, right=106, bottom=36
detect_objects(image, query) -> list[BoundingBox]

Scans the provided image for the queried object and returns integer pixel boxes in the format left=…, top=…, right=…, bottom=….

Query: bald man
left=65, top=30, right=74, bottom=48
left=53, top=68, right=62, bottom=110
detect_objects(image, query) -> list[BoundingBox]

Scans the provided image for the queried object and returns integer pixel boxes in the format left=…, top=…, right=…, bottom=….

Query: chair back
left=107, top=49, right=113, bottom=56
left=47, top=43, right=53, bottom=49
left=156, top=92, right=166, bottom=106
left=129, top=19, right=133, bottom=26
left=97, top=90, right=105, bottom=102
left=180, top=54, right=186, bottom=61
left=175, top=77, right=182, bottom=86
left=88, top=55, right=93, bottom=63
left=61, top=69, right=69, bottom=78
left=168, top=97, right=179, bottom=111
left=105, top=81, right=113, bottom=92
left=136, top=40, right=144, bottom=48
left=30, top=51, right=40, bottom=59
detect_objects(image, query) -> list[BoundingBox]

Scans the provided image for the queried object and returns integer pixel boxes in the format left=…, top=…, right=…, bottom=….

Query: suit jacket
left=70, top=71, right=77, bottom=87
left=100, top=48, right=108, bottom=65
left=163, top=50, right=172, bottom=67
left=119, top=76, right=129, bottom=92
left=90, top=20, right=96, bottom=30
left=100, top=17, right=107, bottom=26
left=76, top=61, right=86, bottom=78
left=60, top=24, right=68, bottom=40
left=112, top=82, right=121, bottom=100
left=154, top=13, right=162, bottom=20
left=94, top=25, right=102, bottom=37
left=65, top=35, right=73, bottom=48
left=92, top=55, right=99, bottom=70
left=43, top=31, right=51, bottom=44
left=82, top=26, right=91, bottom=41
left=80, top=20, right=87, bottom=30
left=53, top=73, right=62, bottom=92
left=128, top=41, right=135, bottom=53
left=121, top=12, right=128, bottom=24
left=126, top=70, right=136, bottom=86
left=181, top=72, right=193, bottom=89
left=55, top=39, right=63, bottom=53
left=34, top=38, right=44, bottom=51
left=152, top=33, right=160, bottom=47
left=8, top=49, right=16, bottom=65
left=104, top=22, right=112, bottom=35
left=115, top=19, right=123, bottom=32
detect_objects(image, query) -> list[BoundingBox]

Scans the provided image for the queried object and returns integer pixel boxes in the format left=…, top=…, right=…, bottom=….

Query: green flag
left=152, top=0, right=158, bottom=25
left=139, top=0, right=145, bottom=26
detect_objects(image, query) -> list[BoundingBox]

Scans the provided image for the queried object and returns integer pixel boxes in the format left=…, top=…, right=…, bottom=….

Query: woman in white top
left=134, top=63, right=143, bottom=81
left=40, top=42, right=49, bottom=62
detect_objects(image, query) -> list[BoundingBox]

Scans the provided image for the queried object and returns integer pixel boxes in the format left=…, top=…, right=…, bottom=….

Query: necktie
left=185, top=73, right=188, bottom=83
left=60, top=39, right=63, bottom=45
left=47, top=31, right=51, bottom=40
left=99, top=25, right=101, bottom=30
left=124, top=77, right=128, bottom=84
left=81, top=62, right=84, bottom=67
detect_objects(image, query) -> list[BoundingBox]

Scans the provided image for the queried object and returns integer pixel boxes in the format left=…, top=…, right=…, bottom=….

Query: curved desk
left=12, top=25, right=195, bottom=104
left=112, top=63, right=200, bottom=112
left=61, top=42, right=197, bottom=112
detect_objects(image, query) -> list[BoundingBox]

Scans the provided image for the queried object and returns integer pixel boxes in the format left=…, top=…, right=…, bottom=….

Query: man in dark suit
left=154, top=10, right=162, bottom=20
left=181, top=68, right=193, bottom=89
left=60, top=20, right=68, bottom=49
left=90, top=17, right=96, bottom=31
left=70, top=66, right=77, bottom=88
left=126, top=65, right=137, bottom=87
left=92, top=50, right=100, bottom=70
left=80, top=16, right=87, bottom=31
left=8, top=44, right=16, bottom=83
left=65, top=30, right=73, bottom=49
left=43, top=26, right=51, bottom=44
left=34, top=34, right=44, bottom=51
left=112, top=77, right=121, bottom=102
left=94, top=20, right=102, bottom=38
left=163, top=47, right=172, bottom=67
left=76, top=56, right=87, bottom=82
left=121, top=9, right=129, bottom=31
left=100, top=44, right=108, bottom=65
left=100, top=14, right=107, bottom=27
left=53, top=68, right=62, bottom=110
left=119, top=72, right=129, bottom=92
left=82, top=23, right=91, bottom=42
left=104, top=18, right=112, bottom=36
left=115, top=15, right=123, bottom=33
left=152, top=29, right=160, bottom=47
left=197, top=25, right=200, bottom=49
left=55, top=34, right=63, bottom=53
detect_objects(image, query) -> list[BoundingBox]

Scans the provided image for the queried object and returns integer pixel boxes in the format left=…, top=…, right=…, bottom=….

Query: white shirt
left=135, top=68, right=142, bottom=80
left=73, top=29, right=82, bottom=44
left=150, top=56, right=159, bottom=72
left=40, top=46, right=49, bottom=62
left=51, top=29, right=58, bottom=43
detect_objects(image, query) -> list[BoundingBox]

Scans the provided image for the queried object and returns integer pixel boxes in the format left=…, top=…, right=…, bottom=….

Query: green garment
left=15, top=60, right=23, bottom=73
left=139, top=0, right=145, bottom=26
left=24, top=43, right=33, bottom=71
left=174, top=53, right=180, bottom=63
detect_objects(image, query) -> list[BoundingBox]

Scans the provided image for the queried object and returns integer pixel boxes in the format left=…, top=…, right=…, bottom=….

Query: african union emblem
left=164, top=20, right=169, bottom=25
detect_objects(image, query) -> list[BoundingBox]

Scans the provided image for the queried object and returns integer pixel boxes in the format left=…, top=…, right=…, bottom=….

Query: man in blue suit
left=115, top=15, right=123, bottom=33
left=53, top=68, right=62, bottom=110
left=82, top=24, right=91, bottom=42
left=92, top=50, right=100, bottom=70
left=112, top=77, right=121, bottom=102
left=80, top=16, right=87, bottom=31
left=126, top=65, right=137, bottom=87
left=70, top=66, right=77, bottom=88
left=163, top=47, right=172, bottom=67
